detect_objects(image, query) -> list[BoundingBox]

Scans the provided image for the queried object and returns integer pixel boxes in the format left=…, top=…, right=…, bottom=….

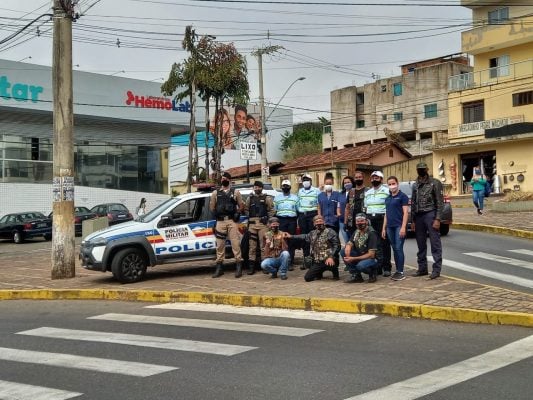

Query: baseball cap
left=222, top=171, right=232, bottom=179
left=302, top=173, right=312, bottom=181
left=416, top=162, right=428, bottom=169
left=281, top=179, right=291, bottom=186
left=370, top=171, right=384, bottom=179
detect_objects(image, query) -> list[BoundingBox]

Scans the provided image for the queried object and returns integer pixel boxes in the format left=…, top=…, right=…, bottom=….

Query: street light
left=266, top=77, right=305, bottom=122
left=109, top=70, right=125, bottom=76
left=17, top=56, right=32, bottom=62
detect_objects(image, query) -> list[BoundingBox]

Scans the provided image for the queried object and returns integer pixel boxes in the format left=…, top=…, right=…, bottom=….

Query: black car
left=399, top=181, right=453, bottom=236
left=0, top=212, right=52, bottom=243
left=90, top=203, right=133, bottom=226
left=48, top=206, right=97, bottom=236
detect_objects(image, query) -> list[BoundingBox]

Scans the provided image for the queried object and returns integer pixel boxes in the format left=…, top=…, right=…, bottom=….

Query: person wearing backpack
left=470, top=166, right=487, bottom=216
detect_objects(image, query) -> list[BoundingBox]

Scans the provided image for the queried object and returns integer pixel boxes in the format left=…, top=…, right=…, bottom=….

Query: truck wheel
left=13, top=230, right=24, bottom=244
left=440, top=224, right=450, bottom=236
left=111, top=248, right=147, bottom=283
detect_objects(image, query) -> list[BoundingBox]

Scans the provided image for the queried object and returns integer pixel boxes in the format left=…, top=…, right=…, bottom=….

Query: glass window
left=463, top=100, right=485, bottom=123
left=393, top=112, right=403, bottom=121
left=489, top=55, right=510, bottom=78
left=356, top=120, right=365, bottom=128
left=393, top=83, right=402, bottom=96
left=513, top=91, right=533, bottom=107
left=488, top=7, right=509, bottom=24
left=424, top=104, right=438, bottom=118
left=356, top=93, right=365, bottom=104
left=382, top=114, right=387, bottom=121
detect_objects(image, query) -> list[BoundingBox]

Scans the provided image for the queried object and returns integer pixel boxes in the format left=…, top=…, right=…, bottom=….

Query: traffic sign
left=240, top=138, right=258, bottom=160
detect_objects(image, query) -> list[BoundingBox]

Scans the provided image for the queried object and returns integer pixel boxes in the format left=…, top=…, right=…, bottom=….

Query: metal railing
left=448, top=59, right=533, bottom=92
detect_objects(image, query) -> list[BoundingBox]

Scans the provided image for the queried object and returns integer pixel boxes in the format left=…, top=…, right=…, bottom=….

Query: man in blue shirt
left=274, top=179, right=299, bottom=269
left=318, top=174, right=341, bottom=233
left=297, top=173, right=320, bottom=270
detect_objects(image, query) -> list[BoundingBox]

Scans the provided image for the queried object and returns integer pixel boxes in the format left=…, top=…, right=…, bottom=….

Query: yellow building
left=434, top=0, right=533, bottom=195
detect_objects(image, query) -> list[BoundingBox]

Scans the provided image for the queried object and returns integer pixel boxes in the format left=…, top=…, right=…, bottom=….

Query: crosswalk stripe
left=0, top=379, right=82, bottom=400
left=509, top=249, right=533, bottom=257
left=431, top=257, right=533, bottom=289
left=0, top=347, right=177, bottom=377
left=344, top=334, right=533, bottom=400
left=88, top=313, right=324, bottom=337
left=147, top=303, right=377, bottom=324
left=465, top=252, right=533, bottom=270
left=17, top=327, right=257, bottom=356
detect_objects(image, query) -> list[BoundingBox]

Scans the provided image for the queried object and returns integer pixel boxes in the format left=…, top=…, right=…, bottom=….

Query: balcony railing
left=448, top=59, right=533, bottom=92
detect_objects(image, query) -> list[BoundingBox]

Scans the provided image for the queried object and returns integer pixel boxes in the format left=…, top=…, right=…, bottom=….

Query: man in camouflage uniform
left=288, top=215, right=340, bottom=282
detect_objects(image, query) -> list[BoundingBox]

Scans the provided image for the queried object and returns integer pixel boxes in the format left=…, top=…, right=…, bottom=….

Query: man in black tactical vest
left=210, top=172, right=245, bottom=278
left=244, top=180, right=274, bottom=275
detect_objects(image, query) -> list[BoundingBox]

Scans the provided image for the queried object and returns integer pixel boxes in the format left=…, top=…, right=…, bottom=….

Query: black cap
left=253, top=180, right=264, bottom=188
left=222, top=172, right=232, bottom=179
left=416, top=162, right=428, bottom=169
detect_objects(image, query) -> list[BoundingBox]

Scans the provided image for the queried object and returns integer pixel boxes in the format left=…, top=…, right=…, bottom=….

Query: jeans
left=339, top=221, right=350, bottom=244
left=261, top=251, right=290, bottom=276
left=414, top=211, right=442, bottom=274
left=340, top=248, right=378, bottom=275
left=472, top=189, right=484, bottom=210
left=386, top=226, right=405, bottom=273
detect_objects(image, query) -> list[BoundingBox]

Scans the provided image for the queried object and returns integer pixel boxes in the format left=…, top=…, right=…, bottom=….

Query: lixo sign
left=125, top=90, right=191, bottom=112
left=0, top=75, right=43, bottom=103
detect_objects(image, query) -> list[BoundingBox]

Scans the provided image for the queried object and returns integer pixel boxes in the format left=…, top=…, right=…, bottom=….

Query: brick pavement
left=0, top=205, right=532, bottom=326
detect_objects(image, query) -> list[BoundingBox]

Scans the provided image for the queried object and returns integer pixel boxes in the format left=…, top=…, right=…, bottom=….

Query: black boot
left=368, top=268, right=377, bottom=283
left=212, top=263, right=224, bottom=278
left=331, top=267, right=340, bottom=281
left=235, top=262, right=243, bottom=278
left=247, top=260, right=256, bottom=275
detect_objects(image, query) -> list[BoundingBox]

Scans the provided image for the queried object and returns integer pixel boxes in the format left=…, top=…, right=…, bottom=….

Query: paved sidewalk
left=1, top=205, right=532, bottom=327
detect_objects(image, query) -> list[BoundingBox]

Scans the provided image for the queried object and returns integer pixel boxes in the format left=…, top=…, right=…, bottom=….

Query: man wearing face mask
left=341, top=213, right=379, bottom=283
left=297, top=173, right=321, bottom=270
left=318, top=174, right=341, bottom=233
left=261, top=217, right=290, bottom=280
left=364, top=171, right=392, bottom=277
left=411, top=162, right=444, bottom=280
left=274, top=179, right=299, bottom=269
left=345, top=171, right=367, bottom=240
left=210, top=172, right=244, bottom=278
left=244, top=180, right=274, bottom=275
left=286, top=215, right=340, bottom=282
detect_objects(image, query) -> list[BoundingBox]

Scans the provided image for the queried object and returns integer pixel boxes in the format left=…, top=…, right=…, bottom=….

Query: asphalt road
left=0, top=300, right=531, bottom=400
left=403, top=230, right=533, bottom=294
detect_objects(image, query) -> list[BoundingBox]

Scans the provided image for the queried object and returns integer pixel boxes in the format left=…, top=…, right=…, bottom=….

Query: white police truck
left=79, top=185, right=278, bottom=283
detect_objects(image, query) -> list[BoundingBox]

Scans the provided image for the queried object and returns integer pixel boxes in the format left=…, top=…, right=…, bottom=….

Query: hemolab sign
left=125, top=90, right=191, bottom=112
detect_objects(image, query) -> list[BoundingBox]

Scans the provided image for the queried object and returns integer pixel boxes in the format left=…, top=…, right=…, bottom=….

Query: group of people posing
left=210, top=161, right=444, bottom=283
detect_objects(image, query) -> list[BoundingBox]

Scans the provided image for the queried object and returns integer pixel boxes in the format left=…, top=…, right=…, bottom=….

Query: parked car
left=399, top=181, right=453, bottom=236
left=0, top=212, right=52, bottom=243
left=90, top=203, right=133, bottom=226
left=48, top=206, right=97, bottom=236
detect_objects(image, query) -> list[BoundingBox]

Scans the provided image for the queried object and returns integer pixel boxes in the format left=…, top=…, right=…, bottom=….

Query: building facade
left=436, top=1, right=533, bottom=195
left=329, top=55, right=473, bottom=157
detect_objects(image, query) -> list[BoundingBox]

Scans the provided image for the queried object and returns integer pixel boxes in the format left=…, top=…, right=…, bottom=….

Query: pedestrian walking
left=287, top=215, right=340, bottom=282
left=136, top=198, right=147, bottom=216
left=470, top=166, right=487, bottom=215
left=382, top=176, right=409, bottom=281
left=261, top=217, right=290, bottom=280
left=341, top=213, right=378, bottom=283
left=344, top=170, right=367, bottom=240
left=244, top=180, right=274, bottom=275
left=411, top=162, right=444, bottom=280
left=273, top=179, right=299, bottom=269
left=338, top=176, right=354, bottom=244
left=364, top=171, right=392, bottom=276
left=209, top=172, right=244, bottom=278
left=297, top=173, right=320, bottom=270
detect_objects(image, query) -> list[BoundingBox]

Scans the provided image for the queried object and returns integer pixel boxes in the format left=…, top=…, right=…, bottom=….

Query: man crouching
left=261, top=217, right=290, bottom=280
left=341, top=213, right=378, bottom=283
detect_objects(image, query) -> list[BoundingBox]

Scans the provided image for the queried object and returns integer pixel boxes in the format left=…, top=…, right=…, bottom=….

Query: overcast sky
left=1, top=0, right=472, bottom=125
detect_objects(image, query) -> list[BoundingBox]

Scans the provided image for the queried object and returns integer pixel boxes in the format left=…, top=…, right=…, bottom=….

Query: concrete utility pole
left=252, top=45, right=283, bottom=183
left=51, top=0, right=75, bottom=279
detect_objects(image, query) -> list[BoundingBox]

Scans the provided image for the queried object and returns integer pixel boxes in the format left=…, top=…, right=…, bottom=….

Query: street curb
left=1, top=289, right=531, bottom=328
left=452, top=223, right=533, bottom=239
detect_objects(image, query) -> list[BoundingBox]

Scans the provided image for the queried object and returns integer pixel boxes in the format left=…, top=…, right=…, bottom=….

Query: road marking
left=0, top=347, right=177, bottom=377
left=434, top=258, right=533, bottom=289
left=0, top=379, right=82, bottom=400
left=89, top=313, right=324, bottom=337
left=147, top=303, right=377, bottom=324
left=17, top=327, right=256, bottom=356
left=509, top=249, right=533, bottom=257
left=465, top=252, right=533, bottom=270
left=344, top=334, right=533, bottom=400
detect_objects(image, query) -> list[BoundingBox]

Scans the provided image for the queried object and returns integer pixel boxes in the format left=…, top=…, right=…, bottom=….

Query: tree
left=280, top=118, right=329, bottom=160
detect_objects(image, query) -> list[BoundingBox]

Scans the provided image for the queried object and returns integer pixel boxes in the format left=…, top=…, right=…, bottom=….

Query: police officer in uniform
left=273, top=179, right=298, bottom=269
left=244, top=180, right=274, bottom=275
left=297, top=173, right=320, bottom=270
left=210, top=172, right=244, bottom=278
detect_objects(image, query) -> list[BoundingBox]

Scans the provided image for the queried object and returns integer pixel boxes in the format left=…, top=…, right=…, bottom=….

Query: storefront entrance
left=460, top=151, right=496, bottom=194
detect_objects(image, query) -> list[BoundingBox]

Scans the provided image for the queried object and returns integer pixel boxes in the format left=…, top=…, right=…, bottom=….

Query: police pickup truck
left=80, top=185, right=278, bottom=283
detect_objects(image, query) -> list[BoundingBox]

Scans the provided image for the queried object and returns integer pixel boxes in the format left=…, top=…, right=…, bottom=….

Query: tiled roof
left=223, top=162, right=284, bottom=179
left=279, top=142, right=410, bottom=172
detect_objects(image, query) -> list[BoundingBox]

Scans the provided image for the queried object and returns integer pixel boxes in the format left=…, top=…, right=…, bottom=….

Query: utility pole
left=51, top=0, right=75, bottom=279
left=252, top=45, right=283, bottom=183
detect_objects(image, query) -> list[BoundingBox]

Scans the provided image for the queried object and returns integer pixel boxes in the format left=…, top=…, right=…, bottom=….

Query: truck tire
left=111, top=248, right=147, bottom=283
left=440, top=224, right=450, bottom=236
